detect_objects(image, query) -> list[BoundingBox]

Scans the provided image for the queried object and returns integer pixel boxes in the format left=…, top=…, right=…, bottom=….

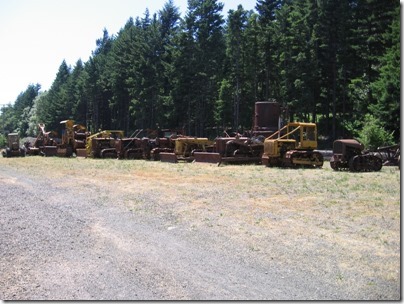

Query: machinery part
left=262, top=122, right=322, bottom=168
left=286, top=150, right=324, bottom=168
left=330, top=139, right=383, bottom=172
left=194, top=134, right=265, bottom=165
left=159, top=152, right=178, bottom=163
left=101, top=149, right=117, bottom=158
left=150, top=147, right=174, bottom=161
left=348, top=154, right=382, bottom=172
left=253, top=100, right=281, bottom=137
left=194, top=152, right=222, bottom=164
left=75, top=148, right=88, bottom=157
left=376, top=144, right=400, bottom=166
left=42, top=146, right=58, bottom=157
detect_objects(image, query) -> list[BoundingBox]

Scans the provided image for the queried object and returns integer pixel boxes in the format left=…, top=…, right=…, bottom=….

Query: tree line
left=0, top=0, right=400, bottom=149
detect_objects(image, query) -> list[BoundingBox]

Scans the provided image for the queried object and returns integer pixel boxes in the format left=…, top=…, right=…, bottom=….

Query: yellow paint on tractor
left=262, top=122, right=323, bottom=168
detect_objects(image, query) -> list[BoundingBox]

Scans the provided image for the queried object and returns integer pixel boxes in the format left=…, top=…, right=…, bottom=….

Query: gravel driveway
left=0, top=160, right=400, bottom=300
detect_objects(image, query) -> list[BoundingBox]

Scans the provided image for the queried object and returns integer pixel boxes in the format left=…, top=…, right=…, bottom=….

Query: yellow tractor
left=262, top=122, right=323, bottom=168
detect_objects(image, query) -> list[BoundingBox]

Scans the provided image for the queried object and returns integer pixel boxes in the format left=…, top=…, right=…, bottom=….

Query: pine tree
left=256, top=0, right=283, bottom=100
left=175, top=0, right=225, bottom=136
left=217, top=5, right=257, bottom=131
left=370, top=5, right=400, bottom=141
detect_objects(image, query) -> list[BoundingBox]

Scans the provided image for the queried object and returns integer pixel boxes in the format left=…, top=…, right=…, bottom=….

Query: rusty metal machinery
left=160, top=136, right=214, bottom=163
left=252, top=100, right=282, bottom=137
left=86, top=130, right=124, bottom=158
left=115, top=130, right=148, bottom=160
left=194, top=134, right=264, bottom=165
left=262, top=122, right=323, bottom=168
left=25, top=123, right=57, bottom=156
left=330, top=139, right=382, bottom=172
left=148, top=137, right=176, bottom=161
left=116, top=137, right=145, bottom=159
left=194, top=101, right=281, bottom=165
left=2, top=133, right=26, bottom=157
left=54, top=120, right=90, bottom=157
left=73, top=124, right=89, bottom=157
left=376, top=144, right=400, bottom=167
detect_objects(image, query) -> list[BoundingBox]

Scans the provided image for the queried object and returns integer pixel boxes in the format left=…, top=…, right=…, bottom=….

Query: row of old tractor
left=1, top=101, right=399, bottom=172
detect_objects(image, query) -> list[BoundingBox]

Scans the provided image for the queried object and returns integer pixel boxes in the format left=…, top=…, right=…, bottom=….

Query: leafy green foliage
left=0, top=0, right=399, bottom=145
left=0, top=134, right=6, bottom=148
left=357, top=114, right=394, bottom=151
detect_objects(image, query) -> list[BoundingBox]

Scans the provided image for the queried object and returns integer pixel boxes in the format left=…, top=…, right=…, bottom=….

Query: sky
left=0, top=0, right=257, bottom=106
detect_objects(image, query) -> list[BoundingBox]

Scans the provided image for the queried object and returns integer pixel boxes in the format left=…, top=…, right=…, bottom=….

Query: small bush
left=357, top=114, right=394, bottom=150
left=0, top=134, right=6, bottom=148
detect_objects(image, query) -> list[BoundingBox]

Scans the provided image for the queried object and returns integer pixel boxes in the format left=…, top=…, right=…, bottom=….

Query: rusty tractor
left=160, top=136, right=214, bottom=163
left=2, top=133, right=26, bottom=157
left=262, top=122, right=323, bottom=168
left=86, top=130, right=124, bottom=158
left=115, top=129, right=149, bottom=160
left=194, top=101, right=282, bottom=165
left=194, top=133, right=265, bottom=165
left=330, top=139, right=382, bottom=172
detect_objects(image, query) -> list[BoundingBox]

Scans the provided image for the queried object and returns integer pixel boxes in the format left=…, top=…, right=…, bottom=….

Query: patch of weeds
left=255, top=217, right=263, bottom=225
left=323, top=200, right=339, bottom=208
left=373, top=201, right=384, bottom=207
left=336, top=273, right=344, bottom=281
left=249, top=245, right=260, bottom=252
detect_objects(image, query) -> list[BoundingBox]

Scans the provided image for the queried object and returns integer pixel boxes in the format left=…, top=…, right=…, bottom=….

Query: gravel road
left=0, top=161, right=399, bottom=300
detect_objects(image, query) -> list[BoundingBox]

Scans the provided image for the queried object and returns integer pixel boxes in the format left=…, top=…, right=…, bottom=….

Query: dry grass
left=1, top=156, right=400, bottom=294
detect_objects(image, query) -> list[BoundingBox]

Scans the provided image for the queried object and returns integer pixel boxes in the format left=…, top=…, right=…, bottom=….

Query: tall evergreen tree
left=86, top=29, right=114, bottom=132
left=217, top=5, right=256, bottom=131
left=370, top=5, right=400, bottom=141
left=173, top=0, right=225, bottom=136
left=256, top=0, right=283, bottom=100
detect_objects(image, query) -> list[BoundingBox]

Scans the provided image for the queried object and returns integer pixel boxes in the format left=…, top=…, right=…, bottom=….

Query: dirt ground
left=0, top=156, right=400, bottom=300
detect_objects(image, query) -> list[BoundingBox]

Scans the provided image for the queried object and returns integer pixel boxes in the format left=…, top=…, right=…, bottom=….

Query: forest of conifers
left=0, top=0, right=400, bottom=149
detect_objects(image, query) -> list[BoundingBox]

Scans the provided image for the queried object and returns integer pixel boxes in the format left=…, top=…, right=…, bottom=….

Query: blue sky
left=0, top=0, right=257, bottom=105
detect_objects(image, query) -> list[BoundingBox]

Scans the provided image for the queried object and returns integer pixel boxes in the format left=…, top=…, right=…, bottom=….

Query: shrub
left=357, top=114, right=394, bottom=150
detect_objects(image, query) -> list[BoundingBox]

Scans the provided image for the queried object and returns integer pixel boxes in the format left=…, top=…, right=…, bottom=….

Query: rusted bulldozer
left=115, top=129, right=148, bottom=159
left=194, top=134, right=264, bottom=165
left=86, top=130, right=124, bottom=158
left=330, top=139, right=382, bottom=172
left=160, top=136, right=214, bottom=163
left=2, top=133, right=26, bottom=157
left=194, top=101, right=281, bottom=165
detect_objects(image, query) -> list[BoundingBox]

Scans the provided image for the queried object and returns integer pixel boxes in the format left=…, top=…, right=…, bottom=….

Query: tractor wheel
left=367, top=155, right=382, bottom=172
left=330, top=160, right=338, bottom=171
left=349, top=156, right=361, bottom=172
